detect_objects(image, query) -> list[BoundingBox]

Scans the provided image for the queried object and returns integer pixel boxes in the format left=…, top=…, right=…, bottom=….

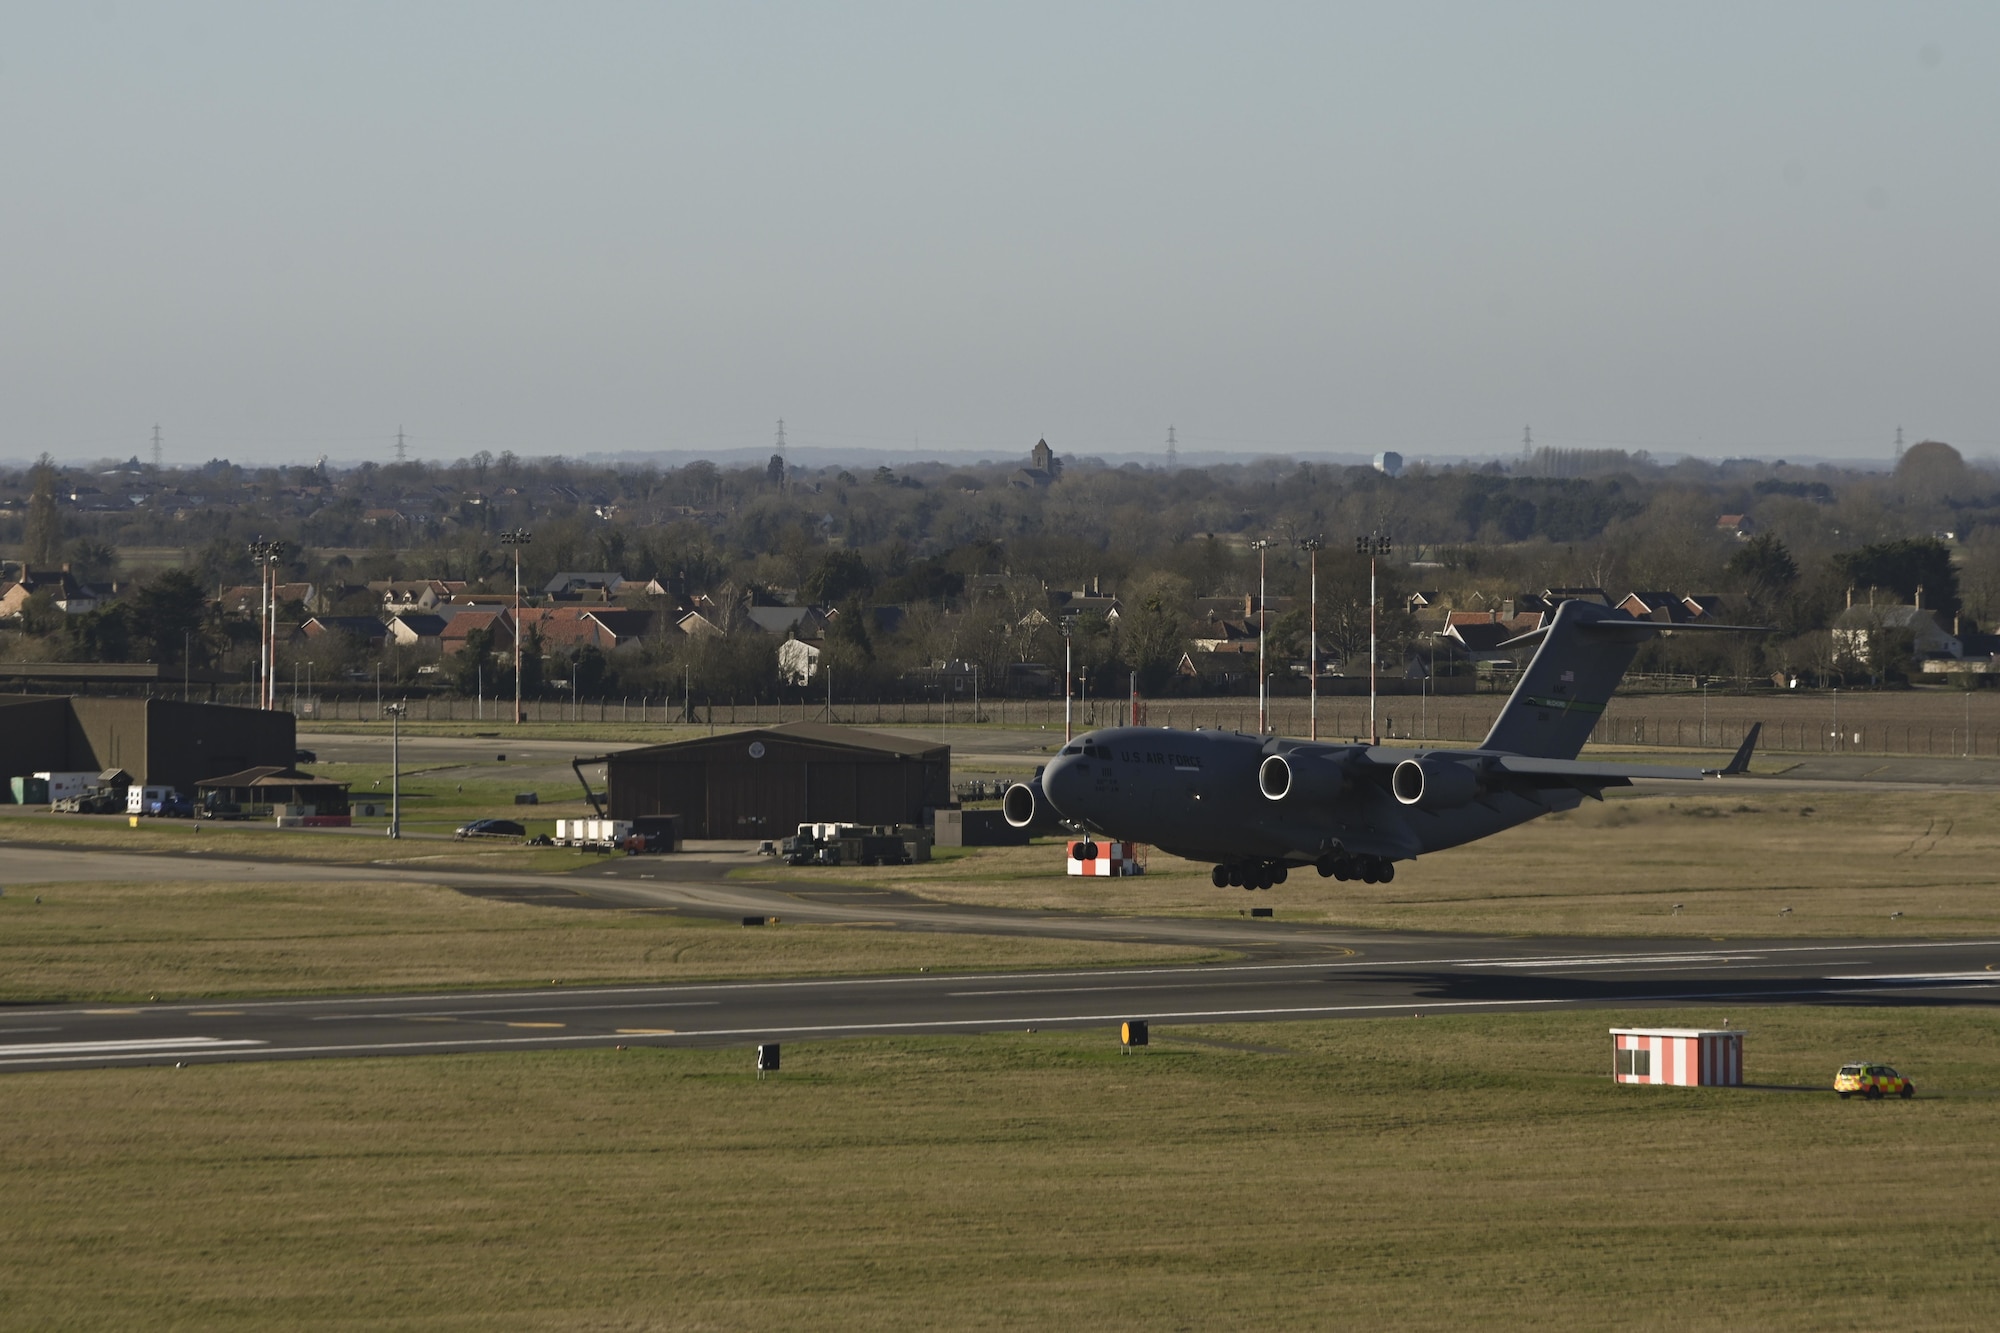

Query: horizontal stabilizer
left=1500, top=621, right=1772, bottom=649
left=1494, top=755, right=1706, bottom=783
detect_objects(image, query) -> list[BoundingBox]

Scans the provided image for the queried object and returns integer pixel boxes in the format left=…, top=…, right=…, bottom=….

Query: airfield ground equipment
left=779, top=822, right=926, bottom=866
left=1835, top=1063, right=1915, bottom=1099
left=1066, top=840, right=1144, bottom=876
left=1610, top=1028, right=1745, bottom=1087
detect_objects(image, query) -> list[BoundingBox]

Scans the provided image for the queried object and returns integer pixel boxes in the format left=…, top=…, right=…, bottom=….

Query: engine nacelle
left=1259, top=752, right=1351, bottom=804
left=1391, top=757, right=1483, bottom=809
left=1002, top=779, right=1057, bottom=831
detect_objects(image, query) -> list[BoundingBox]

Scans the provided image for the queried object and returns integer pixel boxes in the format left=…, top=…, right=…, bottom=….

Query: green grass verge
left=0, top=814, right=585, bottom=869
left=4, top=1007, right=1997, bottom=1327
left=0, top=878, right=1220, bottom=1002
left=804, top=787, right=2000, bottom=938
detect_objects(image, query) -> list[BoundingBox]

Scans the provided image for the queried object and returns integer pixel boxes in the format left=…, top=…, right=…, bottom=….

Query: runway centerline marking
left=11, top=940, right=2000, bottom=1021
left=0, top=1036, right=264, bottom=1058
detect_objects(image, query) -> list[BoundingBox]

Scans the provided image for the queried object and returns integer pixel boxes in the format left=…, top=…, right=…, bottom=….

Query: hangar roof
left=593, top=720, right=948, bottom=764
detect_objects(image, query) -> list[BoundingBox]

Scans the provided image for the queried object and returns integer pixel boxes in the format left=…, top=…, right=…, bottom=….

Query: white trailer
left=126, top=785, right=179, bottom=815
left=555, top=818, right=633, bottom=848
left=36, top=772, right=100, bottom=804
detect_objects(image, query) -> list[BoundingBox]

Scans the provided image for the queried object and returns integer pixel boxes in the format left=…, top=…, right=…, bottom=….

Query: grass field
left=4, top=1006, right=1997, bottom=1327
left=0, top=812, right=590, bottom=870
left=0, top=878, right=1217, bottom=1003
left=775, top=787, right=2000, bottom=939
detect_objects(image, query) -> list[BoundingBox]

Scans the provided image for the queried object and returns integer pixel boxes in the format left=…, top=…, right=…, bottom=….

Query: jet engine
left=1391, top=757, right=1482, bottom=809
left=1258, top=752, right=1350, bottom=804
left=1002, top=778, right=1058, bottom=831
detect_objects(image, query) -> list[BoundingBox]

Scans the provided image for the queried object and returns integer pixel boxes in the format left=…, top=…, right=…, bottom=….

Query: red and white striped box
left=1610, top=1028, right=1743, bottom=1086
left=1066, top=840, right=1143, bottom=876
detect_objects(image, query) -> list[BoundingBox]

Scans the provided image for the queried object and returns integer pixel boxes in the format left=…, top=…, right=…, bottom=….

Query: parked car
left=455, top=818, right=526, bottom=840
left=294, top=748, right=318, bottom=764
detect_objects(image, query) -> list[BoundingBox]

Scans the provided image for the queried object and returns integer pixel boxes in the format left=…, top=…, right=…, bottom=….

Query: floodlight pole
left=1300, top=537, right=1323, bottom=740
left=501, top=529, right=532, bottom=724
left=1357, top=534, right=1389, bottom=744
left=1062, top=624, right=1073, bottom=742
left=384, top=702, right=406, bottom=838
left=1250, top=538, right=1272, bottom=734
left=247, top=537, right=284, bottom=711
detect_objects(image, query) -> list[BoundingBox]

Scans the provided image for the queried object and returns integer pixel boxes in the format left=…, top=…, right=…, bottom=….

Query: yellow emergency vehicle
left=1834, top=1063, right=1914, bottom=1099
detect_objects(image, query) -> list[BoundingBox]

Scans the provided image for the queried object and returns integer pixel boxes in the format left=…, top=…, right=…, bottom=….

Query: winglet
left=1706, top=722, right=1762, bottom=777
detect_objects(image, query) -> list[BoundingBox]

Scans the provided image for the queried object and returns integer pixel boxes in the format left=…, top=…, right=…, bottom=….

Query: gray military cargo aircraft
left=1002, top=598, right=1760, bottom=889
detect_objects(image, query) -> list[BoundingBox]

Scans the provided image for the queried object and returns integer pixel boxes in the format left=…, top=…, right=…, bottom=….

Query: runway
left=5, top=840, right=1998, bottom=1074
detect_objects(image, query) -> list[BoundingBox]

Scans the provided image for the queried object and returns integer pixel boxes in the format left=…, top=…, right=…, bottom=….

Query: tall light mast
left=1357, top=533, right=1391, bottom=744
left=1249, top=538, right=1273, bottom=734
left=501, top=529, right=533, bottom=723
left=1299, top=537, right=1323, bottom=740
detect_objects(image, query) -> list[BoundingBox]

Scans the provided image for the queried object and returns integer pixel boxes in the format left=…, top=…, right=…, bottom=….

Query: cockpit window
left=1060, top=746, right=1082, bottom=756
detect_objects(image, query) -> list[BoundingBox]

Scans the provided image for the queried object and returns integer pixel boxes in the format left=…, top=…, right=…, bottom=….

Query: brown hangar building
left=594, top=722, right=950, bottom=839
left=0, top=695, right=295, bottom=797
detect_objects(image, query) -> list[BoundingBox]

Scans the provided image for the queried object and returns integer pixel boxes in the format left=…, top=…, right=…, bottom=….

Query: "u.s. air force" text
left=1118, top=750, right=1202, bottom=769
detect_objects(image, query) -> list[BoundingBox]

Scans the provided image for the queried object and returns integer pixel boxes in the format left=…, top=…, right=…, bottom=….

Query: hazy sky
left=4, top=2, right=1995, bottom=466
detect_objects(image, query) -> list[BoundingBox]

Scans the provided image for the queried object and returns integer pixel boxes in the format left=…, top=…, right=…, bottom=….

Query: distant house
left=1717, top=514, right=1756, bottom=539
left=1051, top=592, right=1122, bottom=625
left=1617, top=591, right=1695, bottom=624
left=543, top=571, right=627, bottom=601
left=387, top=612, right=449, bottom=649
left=1440, top=612, right=1517, bottom=656
left=1680, top=593, right=1755, bottom=624
left=441, top=609, right=515, bottom=655
left=1, top=567, right=110, bottom=617
left=743, top=605, right=833, bottom=638
left=1406, top=590, right=1442, bottom=614
left=300, top=615, right=388, bottom=648
left=675, top=609, right=726, bottom=639
left=1832, top=604, right=1962, bottom=667
left=513, top=605, right=649, bottom=651
left=777, top=638, right=822, bottom=685
left=220, top=582, right=317, bottom=616
left=371, top=580, right=465, bottom=614
left=1540, top=587, right=1611, bottom=606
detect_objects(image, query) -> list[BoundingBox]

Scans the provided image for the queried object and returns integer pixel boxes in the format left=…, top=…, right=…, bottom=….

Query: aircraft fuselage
left=1035, top=726, right=1584, bottom=869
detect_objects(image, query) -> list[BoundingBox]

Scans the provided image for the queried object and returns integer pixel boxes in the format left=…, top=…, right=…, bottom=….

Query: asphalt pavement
left=4, top=844, right=1997, bottom=1074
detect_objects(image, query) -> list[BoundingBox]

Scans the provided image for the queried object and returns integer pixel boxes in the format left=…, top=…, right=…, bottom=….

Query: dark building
left=596, top=721, right=950, bottom=839
left=0, top=695, right=296, bottom=798
left=196, top=766, right=350, bottom=816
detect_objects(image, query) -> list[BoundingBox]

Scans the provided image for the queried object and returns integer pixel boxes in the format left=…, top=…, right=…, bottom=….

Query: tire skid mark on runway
left=308, top=1000, right=721, bottom=1022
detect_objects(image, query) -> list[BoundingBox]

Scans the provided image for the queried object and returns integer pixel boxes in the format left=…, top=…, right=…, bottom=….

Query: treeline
left=3, top=440, right=1999, bottom=696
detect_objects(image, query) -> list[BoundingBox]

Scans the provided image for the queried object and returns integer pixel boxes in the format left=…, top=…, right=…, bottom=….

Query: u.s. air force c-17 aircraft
left=1002, top=597, right=1763, bottom=889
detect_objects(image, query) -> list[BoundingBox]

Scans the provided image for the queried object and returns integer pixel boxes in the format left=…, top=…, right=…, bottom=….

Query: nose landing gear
left=1314, top=854, right=1396, bottom=884
left=1212, top=861, right=1291, bottom=891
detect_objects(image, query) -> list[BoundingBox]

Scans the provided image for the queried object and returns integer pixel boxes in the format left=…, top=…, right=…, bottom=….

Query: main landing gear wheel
left=1216, top=862, right=1289, bottom=891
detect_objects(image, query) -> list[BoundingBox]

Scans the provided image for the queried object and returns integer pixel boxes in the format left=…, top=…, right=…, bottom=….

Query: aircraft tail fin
left=1707, top=722, right=1762, bottom=776
left=1478, top=600, right=1767, bottom=760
